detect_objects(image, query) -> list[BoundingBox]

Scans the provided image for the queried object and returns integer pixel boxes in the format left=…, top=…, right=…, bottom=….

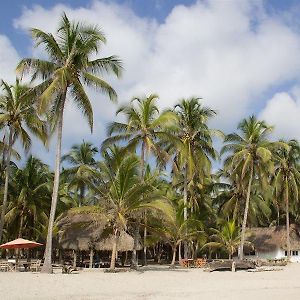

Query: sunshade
left=0, top=238, right=43, bottom=249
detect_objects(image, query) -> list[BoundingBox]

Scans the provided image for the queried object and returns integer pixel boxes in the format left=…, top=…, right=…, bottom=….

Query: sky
left=1, top=0, right=300, bottom=167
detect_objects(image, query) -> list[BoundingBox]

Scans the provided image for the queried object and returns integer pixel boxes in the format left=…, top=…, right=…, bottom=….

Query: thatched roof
left=247, top=224, right=300, bottom=252
left=57, top=210, right=141, bottom=252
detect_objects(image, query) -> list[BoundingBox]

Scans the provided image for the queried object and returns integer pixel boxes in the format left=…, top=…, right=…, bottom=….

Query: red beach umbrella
left=0, top=238, right=43, bottom=249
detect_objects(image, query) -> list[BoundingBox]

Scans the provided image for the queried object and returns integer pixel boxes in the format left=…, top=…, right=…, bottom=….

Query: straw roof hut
left=245, top=225, right=300, bottom=262
left=57, top=210, right=141, bottom=252
left=247, top=225, right=300, bottom=252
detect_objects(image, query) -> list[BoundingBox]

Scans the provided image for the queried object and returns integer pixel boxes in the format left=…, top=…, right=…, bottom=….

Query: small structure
left=245, top=225, right=300, bottom=262
left=57, top=210, right=141, bottom=267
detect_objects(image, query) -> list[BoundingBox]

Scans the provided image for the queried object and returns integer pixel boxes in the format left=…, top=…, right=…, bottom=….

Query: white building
left=245, top=225, right=300, bottom=262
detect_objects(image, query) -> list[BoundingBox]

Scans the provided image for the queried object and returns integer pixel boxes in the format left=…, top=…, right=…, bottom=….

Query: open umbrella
left=0, top=238, right=43, bottom=249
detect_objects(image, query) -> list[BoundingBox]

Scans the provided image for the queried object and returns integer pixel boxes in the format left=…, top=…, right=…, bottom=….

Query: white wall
left=245, top=247, right=300, bottom=262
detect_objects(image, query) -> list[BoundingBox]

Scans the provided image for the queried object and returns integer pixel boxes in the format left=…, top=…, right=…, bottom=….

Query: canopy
left=0, top=238, right=43, bottom=249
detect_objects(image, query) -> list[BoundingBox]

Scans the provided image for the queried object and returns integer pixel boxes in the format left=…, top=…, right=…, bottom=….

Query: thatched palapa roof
left=57, top=210, right=141, bottom=252
left=247, top=225, right=300, bottom=252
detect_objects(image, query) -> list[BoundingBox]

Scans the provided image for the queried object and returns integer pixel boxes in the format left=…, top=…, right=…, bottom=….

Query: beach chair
left=195, top=258, right=207, bottom=268
left=179, top=259, right=189, bottom=268
left=30, top=260, right=41, bottom=272
left=0, top=262, right=9, bottom=272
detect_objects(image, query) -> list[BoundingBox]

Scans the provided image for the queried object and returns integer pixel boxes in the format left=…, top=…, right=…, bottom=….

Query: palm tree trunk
left=178, top=242, right=182, bottom=261
left=183, top=163, right=188, bottom=259
left=131, top=219, right=140, bottom=269
left=79, top=186, right=85, bottom=207
left=285, top=183, right=291, bottom=261
left=110, top=229, right=119, bottom=270
left=73, top=250, right=77, bottom=268
left=0, top=127, right=14, bottom=243
left=239, top=164, right=253, bottom=260
left=18, top=208, right=25, bottom=238
left=89, top=248, right=94, bottom=268
left=41, top=103, right=65, bottom=273
left=141, top=141, right=148, bottom=266
left=171, top=245, right=177, bottom=266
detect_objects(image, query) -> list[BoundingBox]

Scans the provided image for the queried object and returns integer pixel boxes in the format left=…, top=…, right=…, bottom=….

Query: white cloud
left=12, top=0, right=300, bottom=160
left=0, top=35, right=20, bottom=82
left=259, top=88, right=300, bottom=140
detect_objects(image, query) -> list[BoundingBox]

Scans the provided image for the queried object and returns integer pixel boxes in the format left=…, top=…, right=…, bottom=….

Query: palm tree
left=0, top=79, right=47, bottom=242
left=6, top=156, right=51, bottom=239
left=92, top=154, right=172, bottom=270
left=221, top=116, right=274, bottom=259
left=17, top=13, right=122, bottom=273
left=172, top=97, right=219, bottom=258
left=203, top=220, right=249, bottom=259
left=62, top=141, right=98, bottom=206
left=273, top=140, right=300, bottom=260
left=149, top=203, right=203, bottom=266
left=102, top=94, right=177, bottom=265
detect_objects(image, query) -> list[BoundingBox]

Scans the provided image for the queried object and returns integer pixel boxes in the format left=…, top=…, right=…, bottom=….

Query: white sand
left=1, top=264, right=300, bottom=299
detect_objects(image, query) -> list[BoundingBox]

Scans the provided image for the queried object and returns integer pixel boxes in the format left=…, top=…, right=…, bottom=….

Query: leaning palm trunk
left=0, top=128, right=14, bottom=243
left=183, top=164, right=188, bottom=258
left=239, top=164, right=253, bottom=260
left=285, top=185, right=291, bottom=261
left=42, top=106, right=64, bottom=273
left=110, top=229, right=119, bottom=270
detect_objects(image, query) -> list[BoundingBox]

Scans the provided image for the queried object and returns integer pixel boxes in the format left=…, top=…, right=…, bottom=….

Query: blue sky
left=1, top=0, right=300, bottom=166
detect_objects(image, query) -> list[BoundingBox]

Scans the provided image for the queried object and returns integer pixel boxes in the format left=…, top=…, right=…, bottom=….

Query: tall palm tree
left=172, top=97, right=219, bottom=258
left=221, top=116, right=274, bottom=259
left=17, top=13, right=122, bottom=273
left=273, top=140, right=300, bottom=260
left=0, top=79, right=47, bottom=242
left=62, top=141, right=98, bottom=206
left=102, top=94, right=177, bottom=265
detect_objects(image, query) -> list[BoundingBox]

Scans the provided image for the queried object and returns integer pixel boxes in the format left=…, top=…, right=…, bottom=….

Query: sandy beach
left=1, top=264, right=300, bottom=300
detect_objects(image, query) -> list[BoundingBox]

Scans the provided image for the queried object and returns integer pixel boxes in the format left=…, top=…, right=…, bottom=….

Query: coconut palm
left=0, top=79, right=47, bottom=242
left=221, top=116, right=274, bottom=259
left=17, top=13, right=122, bottom=273
left=148, top=203, right=203, bottom=266
left=273, top=140, right=300, bottom=260
left=5, top=156, right=51, bottom=239
left=172, top=97, right=219, bottom=257
left=203, top=220, right=249, bottom=259
left=102, top=94, right=178, bottom=265
left=62, top=141, right=98, bottom=206
left=92, top=154, right=172, bottom=270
